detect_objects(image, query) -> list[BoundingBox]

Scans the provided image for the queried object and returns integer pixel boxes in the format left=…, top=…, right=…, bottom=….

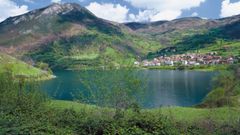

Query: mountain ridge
left=0, top=3, right=239, bottom=69
left=124, top=14, right=240, bottom=58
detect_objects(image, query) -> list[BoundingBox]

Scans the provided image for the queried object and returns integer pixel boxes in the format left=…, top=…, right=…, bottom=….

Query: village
left=135, top=52, right=236, bottom=67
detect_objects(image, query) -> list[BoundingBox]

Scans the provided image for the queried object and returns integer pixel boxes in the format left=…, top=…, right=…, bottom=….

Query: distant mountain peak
left=0, top=3, right=91, bottom=25
left=42, top=3, right=64, bottom=15
left=41, top=3, right=84, bottom=16
left=0, top=2, right=123, bottom=49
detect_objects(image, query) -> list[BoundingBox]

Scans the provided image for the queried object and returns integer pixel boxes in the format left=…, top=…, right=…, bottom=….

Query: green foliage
left=203, top=88, right=226, bottom=107
left=35, top=62, right=53, bottom=74
left=77, top=68, right=147, bottom=110
left=198, top=41, right=240, bottom=57
left=0, top=73, right=55, bottom=134
left=200, top=64, right=240, bottom=107
left=50, top=100, right=240, bottom=135
left=26, top=28, right=163, bottom=69
left=147, top=26, right=240, bottom=59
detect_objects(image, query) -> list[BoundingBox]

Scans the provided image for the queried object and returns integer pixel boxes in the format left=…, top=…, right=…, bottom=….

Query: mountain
left=125, top=16, right=240, bottom=41
left=125, top=16, right=240, bottom=58
left=0, top=3, right=162, bottom=69
left=0, top=3, right=239, bottom=69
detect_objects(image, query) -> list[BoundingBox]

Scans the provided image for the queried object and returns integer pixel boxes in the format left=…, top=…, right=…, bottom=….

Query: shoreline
left=142, top=64, right=228, bottom=71
left=12, top=73, right=57, bottom=81
left=63, top=64, right=228, bottom=72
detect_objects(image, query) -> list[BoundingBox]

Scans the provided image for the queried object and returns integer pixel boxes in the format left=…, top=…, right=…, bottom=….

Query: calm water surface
left=41, top=70, right=217, bottom=108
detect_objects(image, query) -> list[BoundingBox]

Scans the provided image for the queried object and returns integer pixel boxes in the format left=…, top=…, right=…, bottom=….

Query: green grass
left=67, top=54, right=100, bottom=60
left=199, top=41, right=240, bottom=57
left=68, top=46, right=100, bottom=60
left=49, top=100, right=240, bottom=125
left=48, top=100, right=102, bottom=112
left=153, top=107, right=240, bottom=124
left=0, top=53, right=52, bottom=79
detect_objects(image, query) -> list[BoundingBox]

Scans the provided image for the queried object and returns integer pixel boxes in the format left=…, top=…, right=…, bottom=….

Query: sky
left=0, top=0, right=240, bottom=22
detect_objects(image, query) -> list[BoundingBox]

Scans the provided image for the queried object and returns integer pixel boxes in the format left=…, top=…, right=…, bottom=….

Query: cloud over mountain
left=0, top=0, right=28, bottom=22
left=86, top=0, right=205, bottom=22
left=221, top=0, right=240, bottom=17
left=86, top=2, right=129, bottom=23
left=125, top=0, right=205, bottom=21
left=51, top=0, right=61, bottom=3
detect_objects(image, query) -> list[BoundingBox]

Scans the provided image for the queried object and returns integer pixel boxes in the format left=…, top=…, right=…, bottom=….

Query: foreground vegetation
left=0, top=65, right=240, bottom=134
left=199, top=64, right=240, bottom=108
left=50, top=100, right=240, bottom=126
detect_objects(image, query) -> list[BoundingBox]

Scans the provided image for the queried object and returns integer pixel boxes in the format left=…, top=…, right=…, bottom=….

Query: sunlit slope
left=125, top=16, right=240, bottom=58
left=0, top=52, right=50, bottom=78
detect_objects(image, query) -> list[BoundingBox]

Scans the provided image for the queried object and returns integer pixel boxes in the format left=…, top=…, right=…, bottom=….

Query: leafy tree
left=77, top=66, right=147, bottom=115
left=201, top=64, right=240, bottom=107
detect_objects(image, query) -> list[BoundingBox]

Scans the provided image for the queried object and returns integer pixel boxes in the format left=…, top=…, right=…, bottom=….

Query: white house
left=165, top=61, right=174, bottom=66
left=134, top=61, right=140, bottom=65
left=182, top=60, right=188, bottom=65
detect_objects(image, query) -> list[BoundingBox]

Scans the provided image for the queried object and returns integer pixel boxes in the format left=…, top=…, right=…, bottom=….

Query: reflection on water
left=144, top=70, right=216, bottom=108
left=41, top=70, right=217, bottom=108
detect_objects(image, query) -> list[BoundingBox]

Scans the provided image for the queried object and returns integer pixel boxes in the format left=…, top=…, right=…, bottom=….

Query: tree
left=77, top=66, right=147, bottom=115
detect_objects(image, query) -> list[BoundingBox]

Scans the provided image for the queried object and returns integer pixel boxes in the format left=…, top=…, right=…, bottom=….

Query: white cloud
left=191, top=12, right=198, bottom=17
left=129, top=10, right=153, bottom=22
left=129, top=10, right=181, bottom=22
left=85, top=0, right=205, bottom=22
left=0, top=0, right=29, bottom=22
left=51, top=0, right=61, bottom=3
left=220, top=0, right=240, bottom=17
left=125, top=0, right=205, bottom=11
left=150, top=10, right=181, bottom=21
left=125, top=0, right=205, bottom=21
left=86, top=2, right=129, bottom=23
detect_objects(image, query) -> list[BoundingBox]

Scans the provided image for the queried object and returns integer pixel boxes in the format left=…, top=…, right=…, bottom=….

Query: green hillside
left=0, top=53, right=52, bottom=79
left=125, top=16, right=240, bottom=59
left=169, top=24, right=240, bottom=56
left=27, top=29, right=162, bottom=69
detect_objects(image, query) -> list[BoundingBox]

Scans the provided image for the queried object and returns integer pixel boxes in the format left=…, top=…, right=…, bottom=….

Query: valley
left=0, top=2, right=240, bottom=135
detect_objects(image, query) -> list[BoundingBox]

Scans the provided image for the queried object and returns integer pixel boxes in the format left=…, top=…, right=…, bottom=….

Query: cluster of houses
left=135, top=53, right=236, bottom=67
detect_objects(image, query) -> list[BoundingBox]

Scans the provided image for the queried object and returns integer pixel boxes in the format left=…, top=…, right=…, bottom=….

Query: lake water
left=41, top=70, right=217, bottom=108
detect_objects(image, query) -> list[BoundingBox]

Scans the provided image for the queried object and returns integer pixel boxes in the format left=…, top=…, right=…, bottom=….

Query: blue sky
left=1, top=0, right=240, bottom=22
